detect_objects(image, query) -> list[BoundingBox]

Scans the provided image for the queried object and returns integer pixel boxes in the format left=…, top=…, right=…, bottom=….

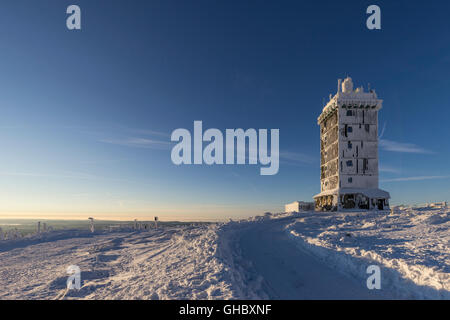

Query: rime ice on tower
left=314, top=77, right=390, bottom=211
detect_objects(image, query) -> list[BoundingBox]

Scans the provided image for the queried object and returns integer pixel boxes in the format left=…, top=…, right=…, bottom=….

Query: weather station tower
left=314, top=77, right=390, bottom=211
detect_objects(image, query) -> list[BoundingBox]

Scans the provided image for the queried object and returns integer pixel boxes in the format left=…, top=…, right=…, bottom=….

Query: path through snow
left=237, top=217, right=389, bottom=299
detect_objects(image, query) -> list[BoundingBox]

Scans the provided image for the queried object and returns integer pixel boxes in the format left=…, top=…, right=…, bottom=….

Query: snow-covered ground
left=0, top=225, right=239, bottom=300
left=284, top=208, right=450, bottom=299
left=0, top=208, right=448, bottom=299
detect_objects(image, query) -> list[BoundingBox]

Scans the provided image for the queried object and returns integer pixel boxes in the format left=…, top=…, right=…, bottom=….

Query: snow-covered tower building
left=314, top=77, right=390, bottom=211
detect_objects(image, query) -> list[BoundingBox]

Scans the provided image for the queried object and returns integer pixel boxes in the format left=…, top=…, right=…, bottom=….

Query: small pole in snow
left=154, top=216, right=158, bottom=229
left=134, top=219, right=138, bottom=230
left=37, top=221, right=41, bottom=234
left=88, top=217, right=94, bottom=233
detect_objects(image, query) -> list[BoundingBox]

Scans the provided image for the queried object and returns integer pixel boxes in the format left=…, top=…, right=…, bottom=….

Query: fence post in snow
left=37, top=221, right=41, bottom=235
left=88, top=217, right=94, bottom=233
left=154, top=216, right=158, bottom=229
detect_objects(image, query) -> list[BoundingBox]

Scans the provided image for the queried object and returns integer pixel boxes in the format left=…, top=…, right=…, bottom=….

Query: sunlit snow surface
left=0, top=208, right=448, bottom=299
left=284, top=208, right=449, bottom=299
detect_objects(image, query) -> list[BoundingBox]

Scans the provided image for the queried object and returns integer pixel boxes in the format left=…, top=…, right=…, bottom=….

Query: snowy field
left=0, top=207, right=448, bottom=300
left=0, top=225, right=237, bottom=299
left=284, top=208, right=450, bottom=299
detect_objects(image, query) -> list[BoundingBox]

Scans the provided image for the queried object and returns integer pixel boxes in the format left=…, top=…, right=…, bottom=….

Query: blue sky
left=1, top=0, right=449, bottom=220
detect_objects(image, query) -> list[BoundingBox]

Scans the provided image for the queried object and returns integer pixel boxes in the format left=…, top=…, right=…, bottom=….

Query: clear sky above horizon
left=1, top=0, right=450, bottom=221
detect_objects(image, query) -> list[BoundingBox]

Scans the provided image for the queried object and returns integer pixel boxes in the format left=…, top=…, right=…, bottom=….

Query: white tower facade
left=314, top=77, right=390, bottom=211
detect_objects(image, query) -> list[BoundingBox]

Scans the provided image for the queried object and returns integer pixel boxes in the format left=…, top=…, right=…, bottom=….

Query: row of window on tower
left=340, top=158, right=370, bottom=173
left=343, top=124, right=371, bottom=137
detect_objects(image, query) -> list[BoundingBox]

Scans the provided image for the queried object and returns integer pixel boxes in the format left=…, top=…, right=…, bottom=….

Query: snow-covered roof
left=314, top=188, right=390, bottom=199
left=318, top=77, right=383, bottom=124
left=286, top=201, right=314, bottom=205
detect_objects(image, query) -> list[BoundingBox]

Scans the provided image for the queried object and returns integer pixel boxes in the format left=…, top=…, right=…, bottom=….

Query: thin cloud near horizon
left=100, top=131, right=316, bottom=166
left=279, top=151, right=316, bottom=165
left=379, top=139, right=434, bottom=154
left=381, top=175, right=450, bottom=182
left=99, top=137, right=171, bottom=149
left=378, top=122, right=433, bottom=154
left=379, top=165, right=401, bottom=174
left=0, top=171, right=98, bottom=180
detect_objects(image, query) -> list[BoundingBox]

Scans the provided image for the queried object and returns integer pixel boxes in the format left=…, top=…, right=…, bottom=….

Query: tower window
left=346, top=160, right=353, bottom=167
left=348, top=141, right=352, bottom=149
left=346, top=110, right=353, bottom=116
left=348, top=126, right=353, bottom=133
left=348, top=177, right=353, bottom=183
